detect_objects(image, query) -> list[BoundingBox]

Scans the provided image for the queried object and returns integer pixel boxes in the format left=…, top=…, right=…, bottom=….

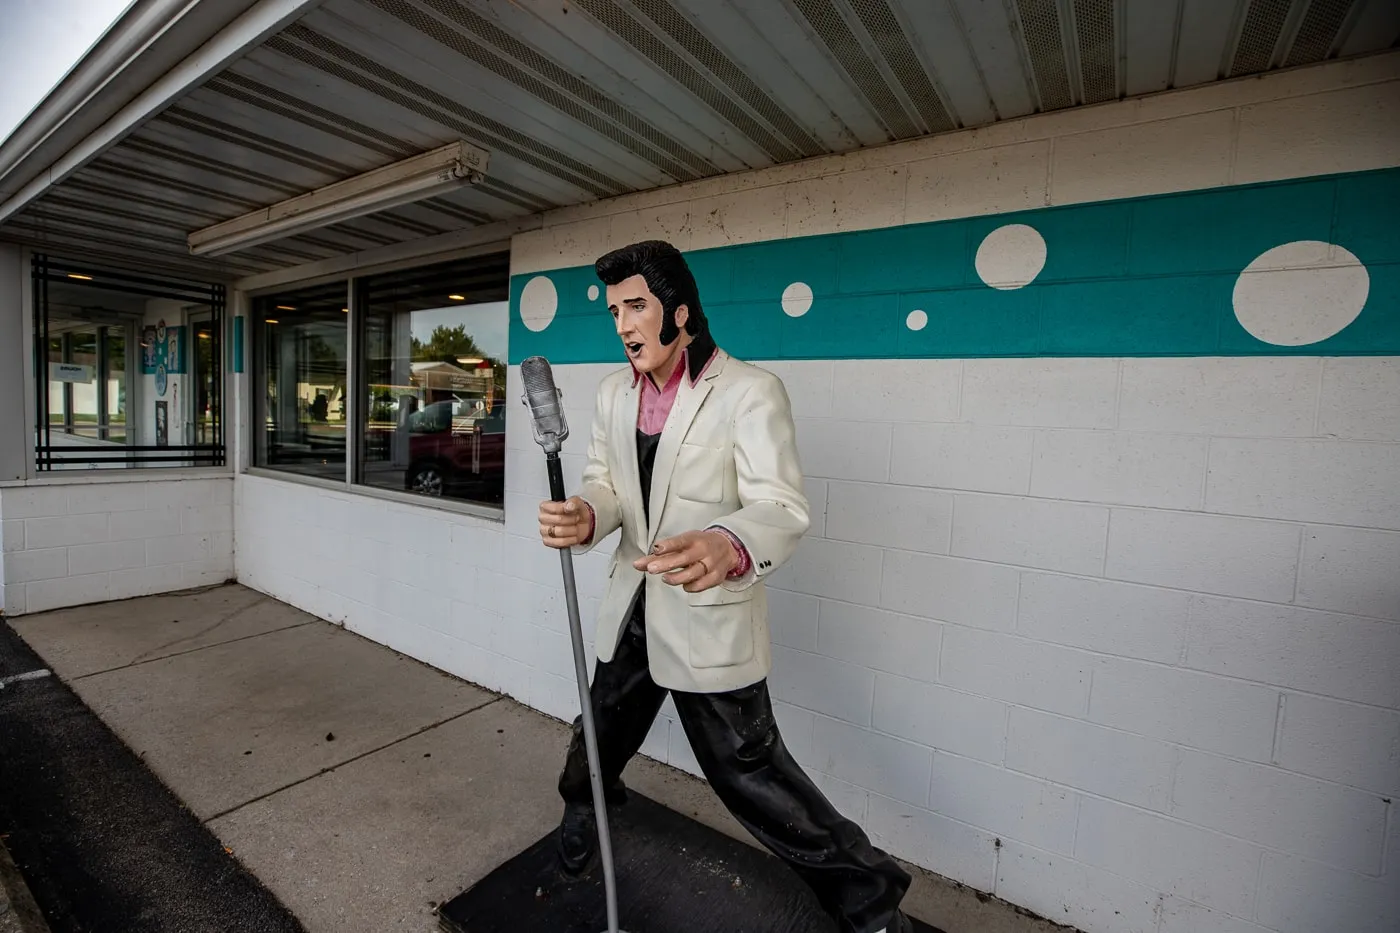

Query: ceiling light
left=456, top=357, right=483, bottom=365
left=276, top=305, right=295, bottom=311
left=264, top=319, right=279, bottom=324
left=187, top=141, right=489, bottom=257
left=67, top=273, right=93, bottom=280
left=449, top=294, right=466, bottom=301
left=342, top=308, right=349, bottom=313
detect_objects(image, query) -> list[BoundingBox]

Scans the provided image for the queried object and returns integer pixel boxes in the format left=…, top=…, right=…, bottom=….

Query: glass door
left=46, top=322, right=133, bottom=443
left=188, top=311, right=218, bottom=447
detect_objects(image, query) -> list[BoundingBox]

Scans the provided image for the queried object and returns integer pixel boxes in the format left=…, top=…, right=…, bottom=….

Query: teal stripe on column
left=508, top=167, right=1400, bottom=364
left=231, top=316, right=244, bottom=374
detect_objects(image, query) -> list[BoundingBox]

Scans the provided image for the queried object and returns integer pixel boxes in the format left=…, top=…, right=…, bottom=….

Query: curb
left=0, top=838, right=50, bottom=933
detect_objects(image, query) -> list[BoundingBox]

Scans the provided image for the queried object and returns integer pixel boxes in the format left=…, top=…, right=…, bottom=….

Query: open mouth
left=625, top=342, right=644, bottom=356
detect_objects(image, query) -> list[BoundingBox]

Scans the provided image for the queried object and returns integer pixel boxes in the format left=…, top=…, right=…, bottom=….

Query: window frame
left=244, top=248, right=511, bottom=524
left=29, top=253, right=228, bottom=473
left=248, top=279, right=353, bottom=482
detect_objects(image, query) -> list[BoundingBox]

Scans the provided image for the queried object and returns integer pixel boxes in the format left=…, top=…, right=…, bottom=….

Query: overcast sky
left=0, top=0, right=135, bottom=143
left=412, top=302, right=510, bottom=363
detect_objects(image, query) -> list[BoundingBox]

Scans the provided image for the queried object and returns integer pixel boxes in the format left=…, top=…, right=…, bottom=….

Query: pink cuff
left=579, top=501, right=596, bottom=546
left=708, top=526, right=752, bottom=579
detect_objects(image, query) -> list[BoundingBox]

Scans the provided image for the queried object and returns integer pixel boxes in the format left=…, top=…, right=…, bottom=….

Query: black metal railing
left=35, top=445, right=227, bottom=469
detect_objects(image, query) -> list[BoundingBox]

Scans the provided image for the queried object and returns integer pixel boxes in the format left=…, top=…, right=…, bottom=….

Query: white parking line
left=0, top=669, right=51, bottom=688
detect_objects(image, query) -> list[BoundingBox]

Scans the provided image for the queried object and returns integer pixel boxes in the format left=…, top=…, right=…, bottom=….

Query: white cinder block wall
left=234, top=472, right=606, bottom=707
left=0, top=477, right=235, bottom=616
left=233, top=55, right=1400, bottom=933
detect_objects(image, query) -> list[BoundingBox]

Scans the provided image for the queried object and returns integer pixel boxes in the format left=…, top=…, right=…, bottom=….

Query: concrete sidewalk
left=8, top=584, right=1063, bottom=933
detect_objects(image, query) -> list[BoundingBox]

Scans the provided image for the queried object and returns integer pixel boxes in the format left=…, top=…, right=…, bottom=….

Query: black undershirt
left=637, top=428, right=660, bottom=525
left=630, top=428, right=662, bottom=618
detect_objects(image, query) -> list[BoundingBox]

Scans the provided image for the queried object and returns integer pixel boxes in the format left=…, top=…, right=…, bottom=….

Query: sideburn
left=658, top=307, right=680, bottom=346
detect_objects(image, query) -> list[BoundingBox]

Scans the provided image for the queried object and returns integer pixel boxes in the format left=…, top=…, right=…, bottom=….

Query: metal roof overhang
left=0, top=0, right=1396, bottom=286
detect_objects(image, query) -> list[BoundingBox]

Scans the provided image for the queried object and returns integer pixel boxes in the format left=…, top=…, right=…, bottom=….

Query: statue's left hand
left=634, top=530, right=738, bottom=593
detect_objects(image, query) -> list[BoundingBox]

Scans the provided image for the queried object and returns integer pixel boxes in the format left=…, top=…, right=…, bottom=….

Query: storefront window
left=357, top=253, right=509, bottom=507
left=32, top=256, right=224, bottom=470
left=253, top=282, right=349, bottom=479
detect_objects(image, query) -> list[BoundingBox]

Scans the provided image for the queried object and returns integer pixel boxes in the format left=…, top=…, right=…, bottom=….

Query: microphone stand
left=544, top=448, right=624, bottom=933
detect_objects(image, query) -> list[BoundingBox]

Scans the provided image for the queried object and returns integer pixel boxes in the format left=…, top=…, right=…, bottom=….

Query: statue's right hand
left=538, top=497, right=591, bottom=549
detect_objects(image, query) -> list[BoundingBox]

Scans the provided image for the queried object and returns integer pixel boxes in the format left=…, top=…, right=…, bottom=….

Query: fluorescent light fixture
left=276, top=305, right=295, bottom=311
left=264, top=319, right=279, bottom=324
left=188, top=141, right=489, bottom=257
left=456, top=357, right=483, bottom=365
left=67, top=273, right=93, bottom=280
left=448, top=294, right=466, bottom=301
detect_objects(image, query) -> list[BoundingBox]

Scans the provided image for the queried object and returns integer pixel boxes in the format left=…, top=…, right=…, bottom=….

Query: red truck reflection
left=403, top=399, right=505, bottom=505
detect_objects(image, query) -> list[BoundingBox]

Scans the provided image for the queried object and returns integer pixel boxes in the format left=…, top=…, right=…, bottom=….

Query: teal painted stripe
left=231, top=316, right=244, bottom=374
left=508, top=167, right=1400, bottom=365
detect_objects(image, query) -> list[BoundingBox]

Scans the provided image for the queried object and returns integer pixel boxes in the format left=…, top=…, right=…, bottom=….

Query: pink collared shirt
left=635, top=345, right=703, bottom=434
left=582, top=345, right=751, bottom=578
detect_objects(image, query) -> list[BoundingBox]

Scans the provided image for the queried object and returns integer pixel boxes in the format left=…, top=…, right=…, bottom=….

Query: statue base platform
left=437, top=792, right=941, bottom=933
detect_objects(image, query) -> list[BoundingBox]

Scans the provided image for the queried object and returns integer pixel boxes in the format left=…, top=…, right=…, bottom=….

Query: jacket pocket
left=687, top=601, right=755, bottom=669
left=674, top=442, right=724, bottom=503
left=684, top=582, right=751, bottom=606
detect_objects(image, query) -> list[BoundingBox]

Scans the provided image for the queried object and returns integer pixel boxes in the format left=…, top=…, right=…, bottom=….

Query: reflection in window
left=190, top=319, right=215, bottom=446
left=47, top=337, right=67, bottom=428
left=253, top=282, right=349, bottom=479
left=68, top=331, right=100, bottom=437
left=107, top=329, right=128, bottom=443
left=32, top=255, right=224, bottom=470
left=358, top=253, right=509, bottom=507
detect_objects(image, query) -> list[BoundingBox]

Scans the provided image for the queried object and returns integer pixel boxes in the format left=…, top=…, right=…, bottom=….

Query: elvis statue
left=536, top=240, right=913, bottom=933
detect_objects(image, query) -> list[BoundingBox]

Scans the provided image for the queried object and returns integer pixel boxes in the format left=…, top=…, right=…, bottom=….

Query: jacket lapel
left=647, top=351, right=726, bottom=546
left=615, top=376, right=644, bottom=546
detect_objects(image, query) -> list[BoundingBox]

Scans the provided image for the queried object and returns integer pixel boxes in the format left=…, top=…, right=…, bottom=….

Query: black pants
left=558, top=594, right=910, bottom=933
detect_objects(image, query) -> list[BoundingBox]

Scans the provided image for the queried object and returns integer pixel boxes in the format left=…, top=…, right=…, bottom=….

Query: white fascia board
left=0, top=0, right=326, bottom=226
left=0, top=0, right=205, bottom=190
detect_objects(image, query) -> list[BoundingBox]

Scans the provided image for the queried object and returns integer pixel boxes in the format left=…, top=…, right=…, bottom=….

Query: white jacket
left=573, top=349, right=810, bottom=693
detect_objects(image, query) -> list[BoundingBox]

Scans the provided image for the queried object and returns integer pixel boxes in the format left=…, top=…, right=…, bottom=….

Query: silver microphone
left=520, top=356, right=569, bottom=455
left=519, top=354, right=626, bottom=932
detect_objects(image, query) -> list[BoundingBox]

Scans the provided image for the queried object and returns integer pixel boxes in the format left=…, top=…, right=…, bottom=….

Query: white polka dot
left=976, top=224, right=1046, bottom=290
left=587, top=284, right=599, bottom=302
left=906, top=309, right=928, bottom=331
left=520, top=276, right=558, bottom=332
left=1233, top=241, right=1369, bottom=346
left=781, top=282, right=813, bottom=317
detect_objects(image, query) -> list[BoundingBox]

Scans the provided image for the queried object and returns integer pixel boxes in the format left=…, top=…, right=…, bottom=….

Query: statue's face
left=607, top=273, right=689, bottom=376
